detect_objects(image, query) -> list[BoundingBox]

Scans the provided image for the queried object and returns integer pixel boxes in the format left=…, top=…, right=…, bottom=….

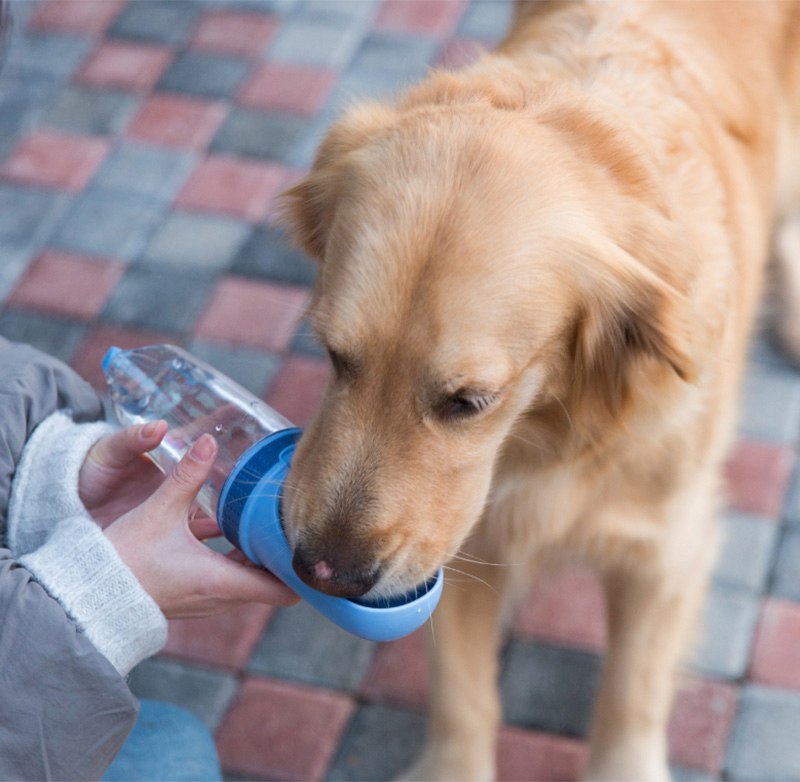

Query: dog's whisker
left=451, top=550, right=519, bottom=568
left=506, top=431, right=554, bottom=455
left=442, top=565, right=499, bottom=595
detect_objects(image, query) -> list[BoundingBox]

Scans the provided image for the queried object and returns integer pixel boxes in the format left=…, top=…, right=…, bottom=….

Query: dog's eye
left=437, top=391, right=494, bottom=422
left=327, top=348, right=357, bottom=380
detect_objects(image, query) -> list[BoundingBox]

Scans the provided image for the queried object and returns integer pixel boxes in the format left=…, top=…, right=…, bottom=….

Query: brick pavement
left=1, top=1, right=799, bottom=780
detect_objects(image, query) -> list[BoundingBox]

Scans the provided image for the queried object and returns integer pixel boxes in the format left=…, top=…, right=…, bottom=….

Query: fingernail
left=190, top=435, right=215, bottom=463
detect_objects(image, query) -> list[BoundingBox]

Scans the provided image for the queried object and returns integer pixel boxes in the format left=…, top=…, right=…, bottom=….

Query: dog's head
left=280, top=80, right=697, bottom=600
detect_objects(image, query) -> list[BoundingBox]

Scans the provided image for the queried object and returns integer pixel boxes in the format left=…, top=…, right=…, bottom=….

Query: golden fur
left=280, top=2, right=800, bottom=779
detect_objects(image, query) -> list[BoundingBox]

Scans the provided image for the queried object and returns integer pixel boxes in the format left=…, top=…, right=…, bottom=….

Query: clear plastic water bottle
left=102, top=343, right=294, bottom=518
left=103, top=344, right=443, bottom=642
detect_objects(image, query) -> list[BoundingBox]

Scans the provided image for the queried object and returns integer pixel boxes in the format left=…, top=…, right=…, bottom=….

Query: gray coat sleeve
left=0, top=337, right=139, bottom=781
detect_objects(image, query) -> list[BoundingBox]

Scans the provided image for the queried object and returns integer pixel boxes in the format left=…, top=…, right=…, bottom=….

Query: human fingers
left=188, top=513, right=222, bottom=540
left=151, top=434, right=218, bottom=518
left=204, top=553, right=298, bottom=608
left=86, top=420, right=168, bottom=472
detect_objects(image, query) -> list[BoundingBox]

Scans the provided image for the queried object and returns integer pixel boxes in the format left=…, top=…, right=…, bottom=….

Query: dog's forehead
left=309, top=116, right=594, bottom=369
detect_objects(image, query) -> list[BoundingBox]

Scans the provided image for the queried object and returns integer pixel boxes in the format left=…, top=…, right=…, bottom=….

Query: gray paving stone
left=738, top=364, right=800, bottom=442
left=101, top=265, right=215, bottom=334
left=327, top=703, right=426, bottom=782
left=0, top=74, right=60, bottom=157
left=458, top=0, right=515, bottom=42
left=141, top=212, right=251, bottom=272
left=268, top=16, right=368, bottom=69
left=781, top=458, right=800, bottom=527
left=349, top=33, right=440, bottom=81
left=0, top=98, right=29, bottom=160
left=93, top=142, right=196, bottom=201
left=249, top=600, right=376, bottom=691
left=714, top=511, right=777, bottom=593
left=201, top=0, right=300, bottom=16
left=0, top=309, right=86, bottom=363
left=671, top=766, right=717, bottom=782
left=0, top=64, right=62, bottom=109
left=725, top=685, right=800, bottom=781
left=690, top=585, right=760, bottom=679
left=2, top=1, right=36, bottom=30
left=748, top=321, right=797, bottom=370
left=327, top=66, right=413, bottom=115
left=284, top=108, right=341, bottom=168
left=159, top=50, right=252, bottom=100
left=0, top=248, right=31, bottom=302
left=42, top=87, right=139, bottom=136
left=291, top=317, right=326, bottom=360
left=128, top=657, right=238, bottom=731
left=187, top=339, right=280, bottom=397
left=299, top=0, right=378, bottom=25
left=108, top=0, right=202, bottom=46
left=210, top=107, right=309, bottom=163
left=0, top=185, right=71, bottom=254
left=230, top=225, right=317, bottom=287
left=51, top=189, right=164, bottom=261
left=500, top=641, right=602, bottom=738
left=771, top=527, right=800, bottom=600
left=5, top=31, right=93, bottom=79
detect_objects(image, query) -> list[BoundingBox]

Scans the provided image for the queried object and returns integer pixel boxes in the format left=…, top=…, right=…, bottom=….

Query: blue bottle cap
left=102, top=345, right=122, bottom=374
left=218, top=429, right=443, bottom=642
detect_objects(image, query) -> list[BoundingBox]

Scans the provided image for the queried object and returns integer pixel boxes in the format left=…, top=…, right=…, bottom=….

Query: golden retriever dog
left=280, top=2, right=800, bottom=780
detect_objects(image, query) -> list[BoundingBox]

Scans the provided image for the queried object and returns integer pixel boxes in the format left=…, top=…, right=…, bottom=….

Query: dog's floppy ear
left=281, top=103, right=397, bottom=261
left=571, top=239, right=697, bottom=418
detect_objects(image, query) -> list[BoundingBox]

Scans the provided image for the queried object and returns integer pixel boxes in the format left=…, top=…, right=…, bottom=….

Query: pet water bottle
left=103, top=344, right=443, bottom=642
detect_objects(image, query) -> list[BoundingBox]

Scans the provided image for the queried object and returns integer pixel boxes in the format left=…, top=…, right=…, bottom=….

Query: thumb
left=157, top=434, right=218, bottom=515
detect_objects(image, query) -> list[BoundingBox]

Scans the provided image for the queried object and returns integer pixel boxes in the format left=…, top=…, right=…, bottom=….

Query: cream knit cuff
left=7, top=411, right=115, bottom=556
left=19, top=516, right=168, bottom=677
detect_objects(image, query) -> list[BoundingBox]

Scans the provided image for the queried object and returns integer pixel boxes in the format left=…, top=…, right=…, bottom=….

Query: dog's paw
left=584, top=756, right=671, bottom=782
left=396, top=746, right=494, bottom=782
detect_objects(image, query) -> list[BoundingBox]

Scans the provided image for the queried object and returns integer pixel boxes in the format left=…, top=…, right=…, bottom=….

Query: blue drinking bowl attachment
left=218, top=428, right=444, bottom=642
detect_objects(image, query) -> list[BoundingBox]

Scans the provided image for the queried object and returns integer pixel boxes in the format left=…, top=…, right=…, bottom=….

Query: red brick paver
left=750, top=598, right=800, bottom=690
left=265, top=354, right=330, bottom=428
left=0, top=130, right=110, bottom=192
left=70, top=324, right=180, bottom=391
left=216, top=677, right=354, bottom=781
left=668, top=676, right=739, bottom=774
left=497, top=727, right=588, bottom=782
left=125, top=93, right=227, bottom=150
left=513, top=567, right=608, bottom=653
left=175, top=155, right=290, bottom=222
left=360, top=627, right=429, bottom=710
left=30, top=0, right=125, bottom=36
left=194, top=277, right=311, bottom=353
left=725, top=439, right=794, bottom=518
left=7, top=250, right=124, bottom=319
left=375, top=0, right=467, bottom=36
left=75, top=40, right=174, bottom=93
left=238, top=64, right=336, bottom=118
left=190, top=9, right=279, bottom=59
left=163, top=604, right=276, bottom=671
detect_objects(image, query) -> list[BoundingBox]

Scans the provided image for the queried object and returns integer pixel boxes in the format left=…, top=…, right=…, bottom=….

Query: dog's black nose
left=292, top=546, right=379, bottom=598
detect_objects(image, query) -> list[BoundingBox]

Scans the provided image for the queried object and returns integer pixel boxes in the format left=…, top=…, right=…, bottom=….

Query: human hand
left=104, top=433, right=298, bottom=618
left=79, top=421, right=169, bottom=528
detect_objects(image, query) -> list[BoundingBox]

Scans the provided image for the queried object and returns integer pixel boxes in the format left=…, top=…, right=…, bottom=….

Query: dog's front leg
left=401, top=560, right=506, bottom=782
left=585, top=535, right=716, bottom=782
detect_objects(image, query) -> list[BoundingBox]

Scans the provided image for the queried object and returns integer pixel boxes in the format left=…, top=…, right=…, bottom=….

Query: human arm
left=0, top=338, right=139, bottom=781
